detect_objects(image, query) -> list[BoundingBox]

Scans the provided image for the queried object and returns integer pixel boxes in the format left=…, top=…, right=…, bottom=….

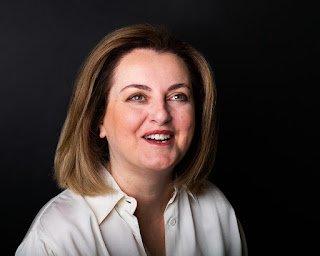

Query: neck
left=106, top=161, right=174, bottom=218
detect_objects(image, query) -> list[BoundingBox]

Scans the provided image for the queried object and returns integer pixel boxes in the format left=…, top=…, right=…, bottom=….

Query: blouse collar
left=84, top=166, right=179, bottom=224
left=84, top=167, right=126, bottom=224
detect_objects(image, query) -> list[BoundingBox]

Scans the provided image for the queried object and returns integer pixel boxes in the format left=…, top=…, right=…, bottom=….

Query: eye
left=127, top=94, right=146, bottom=101
left=170, top=94, right=188, bottom=101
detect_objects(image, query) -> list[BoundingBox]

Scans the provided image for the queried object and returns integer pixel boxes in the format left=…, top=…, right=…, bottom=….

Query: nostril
left=149, top=105, right=172, bottom=125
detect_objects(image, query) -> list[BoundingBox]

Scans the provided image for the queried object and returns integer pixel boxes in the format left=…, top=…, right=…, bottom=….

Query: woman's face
left=99, top=49, right=195, bottom=172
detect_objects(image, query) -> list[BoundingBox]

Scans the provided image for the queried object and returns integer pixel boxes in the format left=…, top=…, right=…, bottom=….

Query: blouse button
left=169, top=218, right=176, bottom=226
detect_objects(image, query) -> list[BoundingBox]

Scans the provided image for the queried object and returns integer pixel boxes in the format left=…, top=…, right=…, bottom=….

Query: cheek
left=174, top=107, right=195, bottom=139
left=107, top=106, right=146, bottom=140
left=184, top=115, right=196, bottom=143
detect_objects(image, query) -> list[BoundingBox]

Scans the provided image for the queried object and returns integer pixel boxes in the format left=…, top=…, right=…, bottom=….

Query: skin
left=99, top=48, right=195, bottom=255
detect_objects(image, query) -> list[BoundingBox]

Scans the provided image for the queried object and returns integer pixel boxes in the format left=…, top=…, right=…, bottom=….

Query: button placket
left=164, top=193, right=177, bottom=228
left=116, top=199, right=145, bottom=253
left=169, top=217, right=176, bottom=226
left=124, top=197, right=137, bottom=215
left=164, top=200, right=178, bottom=256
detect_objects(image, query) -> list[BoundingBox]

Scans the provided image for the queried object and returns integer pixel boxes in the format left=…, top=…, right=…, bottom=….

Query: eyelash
left=170, top=94, right=188, bottom=101
left=127, top=93, right=188, bottom=102
left=127, top=94, right=147, bottom=102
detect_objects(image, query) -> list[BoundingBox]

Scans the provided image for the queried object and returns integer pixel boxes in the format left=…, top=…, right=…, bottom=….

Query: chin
left=137, top=151, right=182, bottom=172
left=141, top=159, right=176, bottom=172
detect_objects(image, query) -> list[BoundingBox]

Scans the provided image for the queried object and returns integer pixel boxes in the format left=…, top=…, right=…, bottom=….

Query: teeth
left=143, top=133, right=172, bottom=141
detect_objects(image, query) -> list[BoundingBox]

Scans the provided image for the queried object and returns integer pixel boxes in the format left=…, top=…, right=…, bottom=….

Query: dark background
left=1, top=0, right=318, bottom=255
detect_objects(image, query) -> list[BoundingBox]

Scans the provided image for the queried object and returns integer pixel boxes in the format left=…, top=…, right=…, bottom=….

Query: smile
left=144, top=133, right=172, bottom=142
left=142, top=130, right=174, bottom=145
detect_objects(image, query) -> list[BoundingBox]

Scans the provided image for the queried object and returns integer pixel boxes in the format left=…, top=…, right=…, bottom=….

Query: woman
left=16, top=24, right=247, bottom=256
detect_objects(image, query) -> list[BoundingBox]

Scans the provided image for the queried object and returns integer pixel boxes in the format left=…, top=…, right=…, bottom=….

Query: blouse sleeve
left=15, top=230, right=56, bottom=256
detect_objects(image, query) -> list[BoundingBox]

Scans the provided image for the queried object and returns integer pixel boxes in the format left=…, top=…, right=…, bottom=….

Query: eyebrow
left=120, top=84, right=151, bottom=92
left=168, top=83, right=192, bottom=91
left=120, top=83, right=191, bottom=92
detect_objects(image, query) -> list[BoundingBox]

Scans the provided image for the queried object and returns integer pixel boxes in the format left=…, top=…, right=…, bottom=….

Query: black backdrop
left=1, top=0, right=318, bottom=255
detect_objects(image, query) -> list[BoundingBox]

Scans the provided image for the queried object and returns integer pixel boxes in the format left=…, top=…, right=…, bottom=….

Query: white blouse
left=16, top=169, right=246, bottom=256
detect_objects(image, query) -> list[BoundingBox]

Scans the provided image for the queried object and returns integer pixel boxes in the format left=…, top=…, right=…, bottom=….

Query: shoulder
left=31, top=189, right=92, bottom=233
left=182, top=181, right=243, bottom=254
left=17, top=189, right=98, bottom=255
left=192, top=181, right=233, bottom=211
left=184, top=181, right=237, bottom=227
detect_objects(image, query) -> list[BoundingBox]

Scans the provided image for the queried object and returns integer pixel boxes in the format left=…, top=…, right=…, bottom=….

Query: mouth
left=142, top=130, right=174, bottom=145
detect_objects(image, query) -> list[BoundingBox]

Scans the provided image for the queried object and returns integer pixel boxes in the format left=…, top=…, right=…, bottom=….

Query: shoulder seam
left=30, top=190, right=68, bottom=231
left=37, top=228, right=63, bottom=255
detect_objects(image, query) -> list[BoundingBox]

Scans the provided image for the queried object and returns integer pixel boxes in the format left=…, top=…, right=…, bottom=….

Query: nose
left=149, top=100, right=172, bottom=125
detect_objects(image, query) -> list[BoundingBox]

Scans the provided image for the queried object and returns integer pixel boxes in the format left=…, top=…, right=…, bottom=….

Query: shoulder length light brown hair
left=54, top=24, right=217, bottom=196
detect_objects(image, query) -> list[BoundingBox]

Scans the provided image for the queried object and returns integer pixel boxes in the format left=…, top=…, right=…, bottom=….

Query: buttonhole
left=126, top=200, right=131, bottom=204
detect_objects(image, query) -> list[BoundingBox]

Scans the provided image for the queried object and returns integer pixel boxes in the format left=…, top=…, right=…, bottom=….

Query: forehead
left=112, top=48, right=191, bottom=88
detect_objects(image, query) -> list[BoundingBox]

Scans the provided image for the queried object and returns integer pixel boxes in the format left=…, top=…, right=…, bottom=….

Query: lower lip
left=143, top=137, right=174, bottom=146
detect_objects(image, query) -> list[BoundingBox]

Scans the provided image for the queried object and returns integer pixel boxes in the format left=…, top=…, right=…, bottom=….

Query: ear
left=99, top=121, right=107, bottom=138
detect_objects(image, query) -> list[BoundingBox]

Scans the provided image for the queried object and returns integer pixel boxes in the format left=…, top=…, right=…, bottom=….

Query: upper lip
left=142, top=130, right=174, bottom=137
